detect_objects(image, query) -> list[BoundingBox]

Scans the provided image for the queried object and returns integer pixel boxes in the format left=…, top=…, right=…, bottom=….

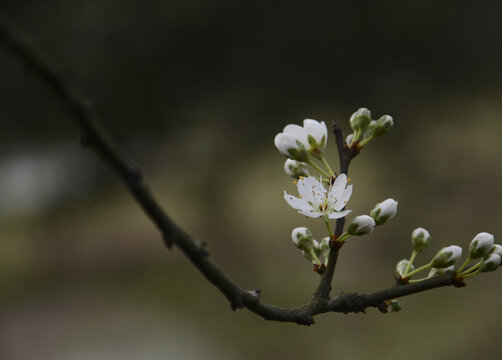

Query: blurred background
left=1, top=1, right=502, bottom=359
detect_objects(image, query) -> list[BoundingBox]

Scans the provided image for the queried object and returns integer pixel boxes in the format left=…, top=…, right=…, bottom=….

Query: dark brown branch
left=0, top=14, right=466, bottom=326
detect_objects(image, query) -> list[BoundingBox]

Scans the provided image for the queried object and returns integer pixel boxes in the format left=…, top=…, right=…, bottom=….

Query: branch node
left=335, top=292, right=368, bottom=314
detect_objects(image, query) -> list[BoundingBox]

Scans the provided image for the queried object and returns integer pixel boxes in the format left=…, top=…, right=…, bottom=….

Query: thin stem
left=404, top=250, right=418, bottom=276
left=459, top=261, right=482, bottom=277
left=324, top=217, right=334, bottom=239
left=405, top=262, right=433, bottom=278
left=456, top=256, right=472, bottom=273
left=461, top=267, right=481, bottom=279
left=359, top=133, right=374, bottom=147
left=336, top=232, right=351, bottom=243
left=307, top=159, right=330, bottom=177
left=350, top=129, right=362, bottom=145
left=319, top=154, right=333, bottom=174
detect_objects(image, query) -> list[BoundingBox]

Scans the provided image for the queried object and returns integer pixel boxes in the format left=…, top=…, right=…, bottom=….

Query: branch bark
left=0, top=14, right=466, bottom=326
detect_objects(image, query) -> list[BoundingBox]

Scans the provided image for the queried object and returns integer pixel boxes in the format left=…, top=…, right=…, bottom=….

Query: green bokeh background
left=1, top=1, right=502, bottom=359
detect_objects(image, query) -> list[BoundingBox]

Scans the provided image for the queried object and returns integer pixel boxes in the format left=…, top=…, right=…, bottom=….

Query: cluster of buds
left=291, top=227, right=330, bottom=271
left=346, top=108, right=394, bottom=149
left=396, top=230, right=501, bottom=283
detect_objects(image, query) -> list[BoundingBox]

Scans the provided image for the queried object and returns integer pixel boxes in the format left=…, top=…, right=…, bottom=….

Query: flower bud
left=411, top=227, right=431, bottom=253
left=347, top=215, right=376, bottom=236
left=396, top=259, right=413, bottom=277
left=469, top=232, right=494, bottom=259
left=489, top=244, right=502, bottom=257
left=428, top=266, right=454, bottom=277
left=431, top=245, right=462, bottom=268
left=345, top=133, right=354, bottom=146
left=349, top=108, right=371, bottom=132
left=372, top=115, right=393, bottom=137
left=389, top=300, right=402, bottom=312
left=291, top=227, right=314, bottom=251
left=274, top=133, right=309, bottom=161
left=319, top=237, right=330, bottom=263
left=284, top=159, right=310, bottom=179
left=480, top=253, right=501, bottom=272
left=363, top=120, right=378, bottom=138
left=370, top=198, right=398, bottom=225
left=303, top=119, right=328, bottom=150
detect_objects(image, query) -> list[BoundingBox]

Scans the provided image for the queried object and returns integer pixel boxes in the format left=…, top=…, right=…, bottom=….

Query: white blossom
left=396, top=259, right=413, bottom=277
left=274, top=119, right=327, bottom=159
left=284, top=174, right=352, bottom=219
left=490, top=244, right=502, bottom=257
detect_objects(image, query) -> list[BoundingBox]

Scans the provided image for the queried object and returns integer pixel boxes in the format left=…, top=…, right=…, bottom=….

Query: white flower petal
left=328, top=209, right=352, bottom=219
left=274, top=133, right=299, bottom=156
left=334, top=184, right=352, bottom=211
left=299, top=209, right=322, bottom=218
left=283, top=124, right=309, bottom=146
left=284, top=191, right=311, bottom=211
left=303, top=119, right=327, bottom=146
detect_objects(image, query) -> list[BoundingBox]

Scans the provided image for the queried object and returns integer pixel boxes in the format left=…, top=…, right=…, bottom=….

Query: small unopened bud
left=349, top=108, right=371, bottom=132
left=345, top=133, right=354, bottom=146
left=292, top=227, right=314, bottom=251
left=319, top=237, right=330, bottom=265
left=372, top=115, right=393, bottom=137
left=370, top=198, right=398, bottom=225
left=411, top=227, right=431, bottom=253
left=347, top=215, right=376, bottom=236
left=396, top=259, right=413, bottom=277
left=284, top=159, right=310, bottom=179
left=469, top=232, right=494, bottom=259
left=429, top=266, right=454, bottom=277
left=431, top=245, right=462, bottom=268
left=363, top=120, right=377, bottom=138
left=489, top=244, right=502, bottom=257
left=480, top=253, right=501, bottom=272
left=389, top=300, right=402, bottom=312
left=274, top=133, right=309, bottom=161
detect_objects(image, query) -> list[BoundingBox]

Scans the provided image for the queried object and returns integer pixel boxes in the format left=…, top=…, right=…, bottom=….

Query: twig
left=0, top=14, right=466, bottom=325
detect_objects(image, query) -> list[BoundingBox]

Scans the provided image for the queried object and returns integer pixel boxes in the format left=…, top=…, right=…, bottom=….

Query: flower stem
left=319, top=154, right=333, bottom=174
left=403, top=250, right=418, bottom=276
left=408, top=277, right=431, bottom=284
left=459, top=261, right=482, bottom=277
left=324, top=217, right=334, bottom=239
left=461, top=267, right=482, bottom=279
left=404, top=262, right=433, bottom=278
left=307, top=159, right=330, bottom=177
left=351, top=129, right=362, bottom=145
left=336, top=232, right=351, bottom=243
left=358, top=134, right=374, bottom=147
left=456, top=256, right=472, bottom=274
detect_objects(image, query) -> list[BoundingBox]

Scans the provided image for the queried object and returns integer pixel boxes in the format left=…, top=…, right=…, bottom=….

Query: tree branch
left=0, top=14, right=466, bottom=326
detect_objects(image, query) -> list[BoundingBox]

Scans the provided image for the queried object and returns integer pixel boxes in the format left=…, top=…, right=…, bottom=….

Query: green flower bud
left=431, top=245, right=462, bottom=268
left=291, top=227, right=314, bottom=251
left=489, top=244, right=502, bottom=257
left=370, top=198, right=398, bottom=225
left=396, top=259, right=413, bottom=277
left=349, top=108, right=371, bottom=132
left=347, top=215, right=376, bottom=236
left=284, top=159, right=310, bottom=179
left=469, top=232, right=494, bottom=259
left=411, top=227, right=431, bottom=253
left=319, top=237, right=330, bottom=265
left=372, top=115, right=393, bottom=137
left=389, top=300, right=402, bottom=312
left=480, top=254, right=501, bottom=272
